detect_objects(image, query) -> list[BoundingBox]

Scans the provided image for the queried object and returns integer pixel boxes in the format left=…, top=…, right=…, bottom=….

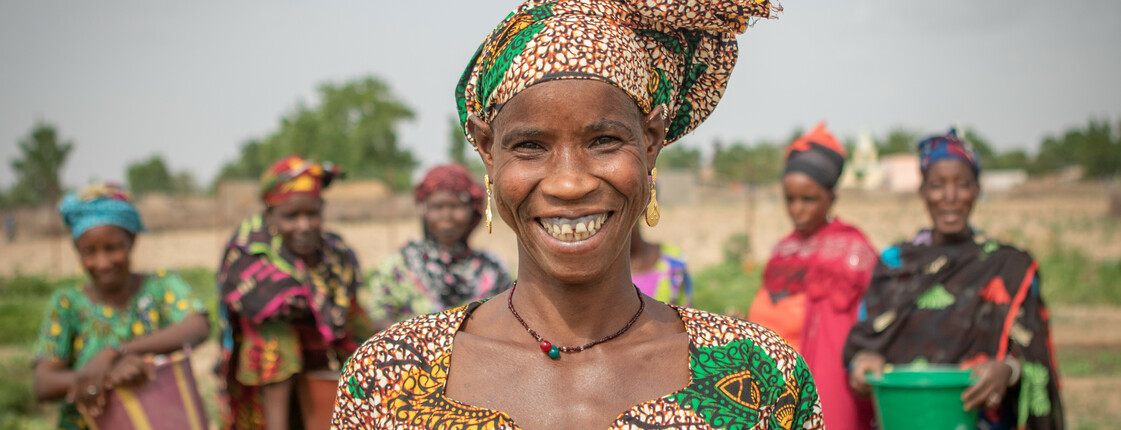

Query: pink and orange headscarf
left=260, top=155, right=341, bottom=206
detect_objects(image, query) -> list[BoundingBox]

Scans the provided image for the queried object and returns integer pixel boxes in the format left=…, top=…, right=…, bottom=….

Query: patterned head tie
left=260, top=154, right=341, bottom=207
left=918, top=128, right=981, bottom=178
left=783, top=122, right=846, bottom=190
left=455, top=0, right=780, bottom=146
left=58, top=182, right=146, bottom=241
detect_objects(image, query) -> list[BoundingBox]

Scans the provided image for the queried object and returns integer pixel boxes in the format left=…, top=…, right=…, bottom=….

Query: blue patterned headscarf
left=918, top=128, right=981, bottom=177
left=58, top=182, right=146, bottom=241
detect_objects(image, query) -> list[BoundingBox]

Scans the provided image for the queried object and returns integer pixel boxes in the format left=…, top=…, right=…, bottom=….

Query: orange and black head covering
left=783, top=122, right=846, bottom=190
left=455, top=0, right=780, bottom=146
left=260, top=155, right=341, bottom=206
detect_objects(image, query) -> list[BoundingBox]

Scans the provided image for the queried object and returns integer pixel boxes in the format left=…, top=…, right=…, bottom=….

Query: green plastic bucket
left=866, top=364, right=977, bottom=430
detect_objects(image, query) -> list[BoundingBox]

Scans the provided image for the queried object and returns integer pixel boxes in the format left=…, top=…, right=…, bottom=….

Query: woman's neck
left=931, top=228, right=973, bottom=246
left=511, top=258, right=643, bottom=346
left=89, top=273, right=139, bottom=308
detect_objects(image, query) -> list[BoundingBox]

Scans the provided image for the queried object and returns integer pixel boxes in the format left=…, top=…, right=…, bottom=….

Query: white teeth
left=540, top=213, right=609, bottom=242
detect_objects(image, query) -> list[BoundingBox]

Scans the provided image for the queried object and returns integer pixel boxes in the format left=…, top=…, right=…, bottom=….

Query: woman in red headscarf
left=365, top=164, right=512, bottom=329
left=215, top=155, right=372, bottom=429
left=748, top=123, right=877, bottom=429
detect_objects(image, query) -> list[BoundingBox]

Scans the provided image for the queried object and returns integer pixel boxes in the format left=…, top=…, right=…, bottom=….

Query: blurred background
left=2, top=0, right=1119, bottom=428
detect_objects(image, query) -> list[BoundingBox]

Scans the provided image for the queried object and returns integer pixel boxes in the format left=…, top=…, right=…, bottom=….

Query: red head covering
left=414, top=164, right=486, bottom=236
left=260, top=155, right=341, bottom=206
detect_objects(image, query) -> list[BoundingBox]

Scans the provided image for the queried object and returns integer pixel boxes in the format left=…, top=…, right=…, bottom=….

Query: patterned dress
left=332, top=303, right=824, bottom=429
left=32, top=271, right=207, bottom=430
left=364, top=239, right=511, bottom=324
left=216, top=215, right=372, bottom=429
left=844, top=229, right=1064, bottom=429
left=632, top=243, right=694, bottom=307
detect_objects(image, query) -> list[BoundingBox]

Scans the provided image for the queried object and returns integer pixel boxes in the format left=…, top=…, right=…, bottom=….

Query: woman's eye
left=593, top=136, right=620, bottom=146
left=512, top=141, right=543, bottom=151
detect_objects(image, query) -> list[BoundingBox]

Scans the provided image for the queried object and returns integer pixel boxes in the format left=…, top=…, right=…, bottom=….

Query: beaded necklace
left=507, top=281, right=645, bottom=359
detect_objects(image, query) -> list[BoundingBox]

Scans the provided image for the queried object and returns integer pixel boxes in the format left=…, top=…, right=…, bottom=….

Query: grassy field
left=1, top=244, right=1119, bottom=429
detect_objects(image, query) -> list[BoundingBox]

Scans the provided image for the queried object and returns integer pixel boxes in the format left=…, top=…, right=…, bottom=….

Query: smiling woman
left=844, top=130, right=1065, bottom=429
left=32, top=182, right=210, bottom=430
left=331, top=0, right=824, bottom=429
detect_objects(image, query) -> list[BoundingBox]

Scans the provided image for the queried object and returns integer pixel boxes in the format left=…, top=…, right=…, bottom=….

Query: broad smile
left=537, top=213, right=610, bottom=242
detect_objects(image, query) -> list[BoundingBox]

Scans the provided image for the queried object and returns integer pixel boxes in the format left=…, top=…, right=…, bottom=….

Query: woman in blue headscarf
left=32, top=182, right=210, bottom=429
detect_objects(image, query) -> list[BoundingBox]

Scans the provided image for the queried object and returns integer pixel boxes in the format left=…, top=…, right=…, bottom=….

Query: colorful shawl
left=844, top=230, right=1064, bottom=429
left=58, top=182, right=145, bottom=241
left=218, top=214, right=359, bottom=343
left=367, top=239, right=512, bottom=322
left=215, top=215, right=369, bottom=428
left=455, top=0, right=780, bottom=145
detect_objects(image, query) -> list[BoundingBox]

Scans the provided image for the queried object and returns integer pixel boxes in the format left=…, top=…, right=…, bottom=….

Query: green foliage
left=446, top=117, right=486, bottom=177
left=1031, top=118, right=1121, bottom=178
left=9, top=122, right=73, bottom=207
left=711, top=141, right=782, bottom=184
left=1039, top=247, right=1121, bottom=305
left=658, top=144, right=702, bottom=171
left=126, top=155, right=175, bottom=197
left=693, top=261, right=760, bottom=316
left=876, top=127, right=919, bottom=155
left=219, top=76, right=418, bottom=191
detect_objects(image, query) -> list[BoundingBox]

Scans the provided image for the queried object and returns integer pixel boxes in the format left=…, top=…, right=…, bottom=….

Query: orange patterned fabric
left=331, top=303, right=824, bottom=429
left=455, top=0, right=780, bottom=145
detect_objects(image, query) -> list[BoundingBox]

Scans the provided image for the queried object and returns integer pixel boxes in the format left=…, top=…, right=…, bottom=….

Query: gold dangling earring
left=645, top=167, right=660, bottom=227
left=484, top=174, right=493, bottom=234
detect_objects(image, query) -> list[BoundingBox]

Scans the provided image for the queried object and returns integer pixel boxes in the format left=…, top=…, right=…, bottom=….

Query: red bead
left=539, top=340, right=552, bottom=352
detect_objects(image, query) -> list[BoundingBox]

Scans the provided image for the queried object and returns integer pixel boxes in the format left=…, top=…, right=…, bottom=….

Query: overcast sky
left=2, top=0, right=1119, bottom=188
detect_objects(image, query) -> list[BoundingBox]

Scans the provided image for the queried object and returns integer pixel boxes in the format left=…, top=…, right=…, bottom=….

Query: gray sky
left=2, top=0, right=1119, bottom=188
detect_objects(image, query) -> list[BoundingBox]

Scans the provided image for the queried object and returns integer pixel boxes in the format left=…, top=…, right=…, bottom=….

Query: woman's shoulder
left=676, top=307, right=804, bottom=364
left=350, top=305, right=470, bottom=368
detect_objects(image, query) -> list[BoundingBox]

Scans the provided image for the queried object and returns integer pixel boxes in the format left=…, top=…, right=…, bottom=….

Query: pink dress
left=754, top=219, right=877, bottom=430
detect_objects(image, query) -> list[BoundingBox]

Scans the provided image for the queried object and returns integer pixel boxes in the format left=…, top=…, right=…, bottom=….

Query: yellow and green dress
left=32, top=271, right=207, bottom=430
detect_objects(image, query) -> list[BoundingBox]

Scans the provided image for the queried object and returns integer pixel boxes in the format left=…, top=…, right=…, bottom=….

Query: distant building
left=981, top=170, right=1028, bottom=191
left=880, top=154, right=922, bottom=192
left=840, top=129, right=885, bottom=190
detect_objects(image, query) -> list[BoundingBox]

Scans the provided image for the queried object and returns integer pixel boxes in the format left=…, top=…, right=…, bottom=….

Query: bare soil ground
left=3, top=182, right=1117, bottom=277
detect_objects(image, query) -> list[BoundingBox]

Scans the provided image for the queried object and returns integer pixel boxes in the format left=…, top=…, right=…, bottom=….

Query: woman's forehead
left=492, top=79, right=642, bottom=128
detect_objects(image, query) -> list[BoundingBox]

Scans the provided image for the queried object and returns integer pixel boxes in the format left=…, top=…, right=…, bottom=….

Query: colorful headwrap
left=783, top=122, right=846, bottom=190
left=455, top=0, right=780, bottom=146
left=58, top=182, right=146, bottom=241
left=260, top=155, right=341, bottom=206
left=918, top=128, right=981, bottom=177
left=414, top=164, right=486, bottom=237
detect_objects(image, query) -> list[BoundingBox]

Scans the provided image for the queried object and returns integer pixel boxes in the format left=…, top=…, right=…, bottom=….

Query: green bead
left=548, top=346, right=560, bottom=359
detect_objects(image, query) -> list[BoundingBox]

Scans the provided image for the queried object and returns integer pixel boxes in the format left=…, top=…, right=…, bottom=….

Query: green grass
left=1038, top=246, right=1121, bottom=306
left=693, top=260, right=761, bottom=316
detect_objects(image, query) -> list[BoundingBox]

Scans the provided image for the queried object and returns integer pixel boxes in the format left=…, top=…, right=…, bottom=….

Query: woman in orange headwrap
left=215, top=155, right=372, bottom=429
left=748, top=123, right=877, bottom=429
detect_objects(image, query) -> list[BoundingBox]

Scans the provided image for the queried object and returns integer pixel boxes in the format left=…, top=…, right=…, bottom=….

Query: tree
left=218, top=76, right=418, bottom=191
left=11, top=122, right=73, bottom=206
left=711, top=140, right=783, bottom=185
left=127, top=156, right=175, bottom=197
left=877, top=128, right=919, bottom=155
left=448, top=117, right=469, bottom=166
left=1031, top=118, right=1120, bottom=178
left=658, top=144, right=702, bottom=171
